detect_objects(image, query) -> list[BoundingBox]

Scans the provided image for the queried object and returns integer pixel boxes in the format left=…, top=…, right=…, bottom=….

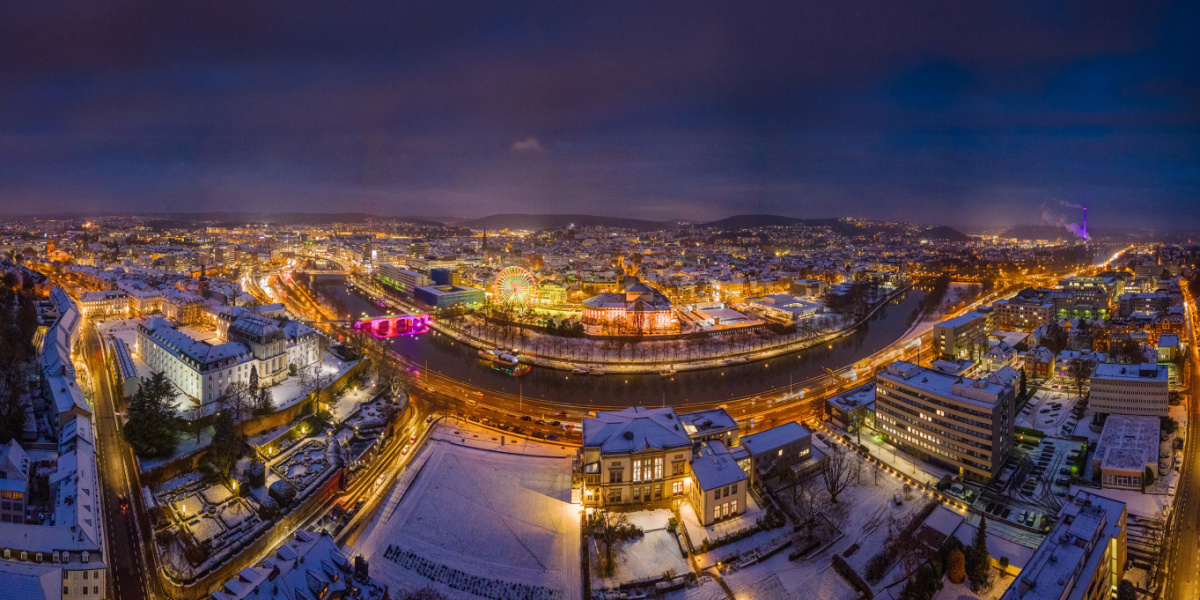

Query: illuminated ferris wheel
left=494, top=266, right=538, bottom=311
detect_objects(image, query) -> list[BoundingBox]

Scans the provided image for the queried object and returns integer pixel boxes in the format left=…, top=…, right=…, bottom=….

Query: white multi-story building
left=1089, top=363, right=1168, bottom=417
left=376, top=263, right=430, bottom=295
left=77, top=290, right=129, bottom=318
left=137, top=308, right=320, bottom=407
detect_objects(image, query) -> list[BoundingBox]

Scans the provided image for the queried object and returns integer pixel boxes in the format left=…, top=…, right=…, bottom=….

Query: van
left=466, top=398, right=477, bottom=407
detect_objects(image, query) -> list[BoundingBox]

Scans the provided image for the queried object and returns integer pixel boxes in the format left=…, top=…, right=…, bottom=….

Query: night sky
left=1, top=1, right=1198, bottom=230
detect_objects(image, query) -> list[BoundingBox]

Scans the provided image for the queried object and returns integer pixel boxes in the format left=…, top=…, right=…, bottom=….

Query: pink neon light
left=353, top=315, right=432, bottom=338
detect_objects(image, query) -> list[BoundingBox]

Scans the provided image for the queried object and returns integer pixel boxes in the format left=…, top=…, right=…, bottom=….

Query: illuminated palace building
left=581, top=275, right=678, bottom=336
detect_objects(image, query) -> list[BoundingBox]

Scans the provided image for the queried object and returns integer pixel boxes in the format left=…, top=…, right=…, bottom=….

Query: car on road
left=512, top=426, right=525, bottom=435
left=119, top=495, right=130, bottom=511
left=409, top=435, right=417, bottom=445
left=546, top=434, right=558, bottom=441
left=550, top=421, right=561, bottom=427
left=520, top=415, right=532, bottom=422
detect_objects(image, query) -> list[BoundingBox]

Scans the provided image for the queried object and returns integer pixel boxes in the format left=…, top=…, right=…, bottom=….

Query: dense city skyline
left=2, top=1, right=1198, bottom=230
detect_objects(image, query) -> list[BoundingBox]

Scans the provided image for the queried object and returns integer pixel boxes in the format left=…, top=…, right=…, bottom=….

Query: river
left=316, top=282, right=928, bottom=406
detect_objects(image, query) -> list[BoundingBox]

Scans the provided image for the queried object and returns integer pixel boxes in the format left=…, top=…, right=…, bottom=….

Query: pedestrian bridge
left=354, top=314, right=432, bottom=338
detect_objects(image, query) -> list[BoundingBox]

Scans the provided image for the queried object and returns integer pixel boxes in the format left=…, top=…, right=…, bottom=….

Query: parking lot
left=1018, top=386, right=1087, bottom=438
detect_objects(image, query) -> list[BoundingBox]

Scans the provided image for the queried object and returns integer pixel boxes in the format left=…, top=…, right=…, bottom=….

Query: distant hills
left=456, top=213, right=669, bottom=231
left=1000, top=224, right=1080, bottom=241
left=699, top=214, right=825, bottom=228
left=921, top=226, right=971, bottom=241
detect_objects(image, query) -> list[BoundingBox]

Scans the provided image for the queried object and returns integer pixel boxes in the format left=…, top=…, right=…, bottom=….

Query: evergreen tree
left=248, top=365, right=259, bottom=395
left=208, top=410, right=244, bottom=478
left=967, top=517, right=991, bottom=591
left=1019, top=369, right=1028, bottom=400
left=256, top=386, right=273, bottom=414
left=124, top=372, right=180, bottom=457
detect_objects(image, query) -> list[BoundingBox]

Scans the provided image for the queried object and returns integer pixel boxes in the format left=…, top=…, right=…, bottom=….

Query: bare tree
left=183, top=404, right=206, bottom=442
left=821, top=444, right=857, bottom=503
left=792, top=477, right=829, bottom=541
left=221, top=381, right=251, bottom=421
left=591, top=506, right=629, bottom=576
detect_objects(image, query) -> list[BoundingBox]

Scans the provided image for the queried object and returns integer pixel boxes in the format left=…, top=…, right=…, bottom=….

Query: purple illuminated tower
left=1082, top=206, right=1087, bottom=241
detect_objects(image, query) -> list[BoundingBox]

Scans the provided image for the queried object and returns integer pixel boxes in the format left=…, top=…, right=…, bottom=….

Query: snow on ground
left=435, top=418, right=575, bottom=457
left=138, top=427, right=215, bottom=473
left=273, top=352, right=359, bottom=411
left=591, top=509, right=689, bottom=589
left=331, top=384, right=383, bottom=422
left=351, top=432, right=581, bottom=600
left=683, top=443, right=938, bottom=600
left=826, top=430, right=950, bottom=487
left=933, top=576, right=1011, bottom=600
left=680, top=495, right=767, bottom=547
left=1017, top=387, right=1084, bottom=438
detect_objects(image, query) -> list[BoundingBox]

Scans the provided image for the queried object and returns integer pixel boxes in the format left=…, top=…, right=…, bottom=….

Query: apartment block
left=992, top=288, right=1053, bottom=332
left=934, top=308, right=996, bottom=360
left=1089, top=363, right=1168, bottom=418
left=875, top=362, right=1016, bottom=482
left=1002, top=491, right=1126, bottom=600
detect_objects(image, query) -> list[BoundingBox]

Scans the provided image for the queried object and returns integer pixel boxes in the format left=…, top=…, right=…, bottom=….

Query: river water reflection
left=321, top=284, right=927, bottom=406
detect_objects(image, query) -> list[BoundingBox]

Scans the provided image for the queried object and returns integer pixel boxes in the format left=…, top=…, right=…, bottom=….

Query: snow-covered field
left=352, top=436, right=581, bottom=600
left=590, top=509, right=688, bottom=589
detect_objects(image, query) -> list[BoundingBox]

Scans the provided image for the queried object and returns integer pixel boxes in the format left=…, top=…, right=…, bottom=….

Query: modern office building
left=1088, top=363, right=1169, bottom=417
left=744, top=294, right=821, bottom=323
left=1001, top=491, right=1126, bottom=600
left=1091, top=415, right=1159, bottom=491
left=376, top=263, right=430, bottom=296
left=412, top=284, right=486, bottom=309
left=875, top=362, right=1016, bottom=482
left=934, top=308, right=995, bottom=360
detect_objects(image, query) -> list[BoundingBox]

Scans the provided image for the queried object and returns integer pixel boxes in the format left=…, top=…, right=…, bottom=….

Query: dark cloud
left=0, top=0, right=1197, bottom=228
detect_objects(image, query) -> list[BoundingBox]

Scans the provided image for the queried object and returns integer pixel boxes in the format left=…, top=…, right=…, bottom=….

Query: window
left=633, top=487, right=640, bottom=501
left=83, top=571, right=88, bottom=580
left=731, top=483, right=737, bottom=494
left=714, top=506, right=720, bottom=521
left=63, top=588, right=68, bottom=596
left=731, top=500, right=738, bottom=513
left=673, top=481, right=683, bottom=495
left=94, top=587, right=99, bottom=595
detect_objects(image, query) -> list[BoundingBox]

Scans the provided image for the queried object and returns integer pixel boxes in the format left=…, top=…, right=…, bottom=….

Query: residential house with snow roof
left=209, top=530, right=388, bottom=600
left=0, top=441, right=30, bottom=524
